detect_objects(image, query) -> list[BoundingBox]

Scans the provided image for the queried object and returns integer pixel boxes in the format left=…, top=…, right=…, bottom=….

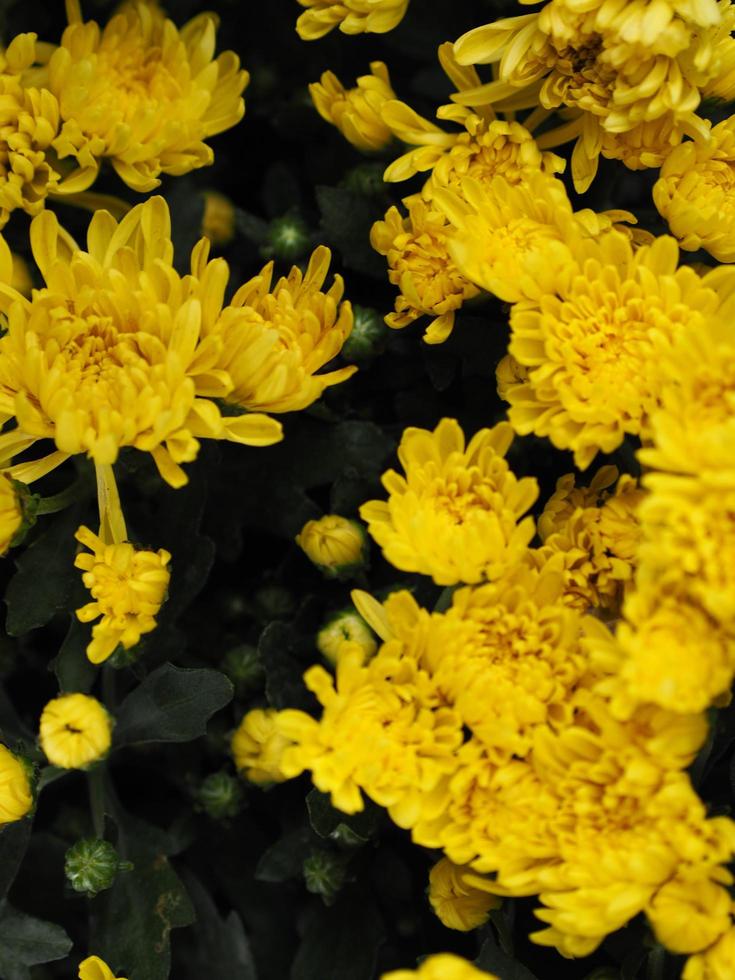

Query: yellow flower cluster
left=296, top=0, right=409, bottom=40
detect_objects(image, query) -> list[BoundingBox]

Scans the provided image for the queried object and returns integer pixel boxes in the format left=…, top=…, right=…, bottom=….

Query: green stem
left=36, top=478, right=88, bottom=516
left=645, top=946, right=667, bottom=980
left=88, top=767, right=106, bottom=839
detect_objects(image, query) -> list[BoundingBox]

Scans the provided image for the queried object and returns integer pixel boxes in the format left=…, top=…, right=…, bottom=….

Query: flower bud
left=341, top=162, right=387, bottom=198
left=231, top=708, right=291, bottom=785
left=222, top=644, right=265, bottom=696
left=253, top=585, right=295, bottom=622
left=309, top=63, right=396, bottom=153
left=78, top=955, right=126, bottom=980
left=64, top=838, right=130, bottom=896
left=342, top=306, right=388, bottom=362
left=39, top=694, right=112, bottom=770
left=0, top=474, right=35, bottom=555
left=196, top=770, right=244, bottom=820
left=296, top=515, right=368, bottom=579
left=428, top=857, right=500, bottom=931
left=302, top=849, right=348, bottom=903
left=0, top=744, right=33, bottom=825
left=262, top=214, right=311, bottom=262
left=201, top=191, right=236, bottom=247
left=317, top=610, right=377, bottom=665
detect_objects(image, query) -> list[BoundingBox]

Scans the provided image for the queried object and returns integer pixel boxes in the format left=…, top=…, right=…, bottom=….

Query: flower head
left=360, top=418, right=538, bottom=585
left=684, top=926, right=735, bottom=980
left=78, top=957, right=127, bottom=980
left=310, top=62, right=396, bottom=153
left=296, top=0, right=409, bottom=40
left=0, top=743, right=32, bottom=824
left=39, top=693, right=112, bottom=769
left=370, top=198, right=479, bottom=344
left=382, top=954, right=496, bottom=980
left=428, top=857, right=499, bottom=931
left=74, top=525, right=171, bottom=665
left=647, top=876, right=734, bottom=954
left=231, top=708, right=292, bottom=785
left=296, top=515, right=368, bottom=578
left=47, top=1, right=248, bottom=192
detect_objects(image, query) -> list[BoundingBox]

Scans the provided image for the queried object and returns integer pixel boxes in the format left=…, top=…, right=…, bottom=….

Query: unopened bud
left=342, top=305, right=387, bottom=362
left=222, top=644, right=264, bottom=696
left=196, top=770, right=244, bottom=820
left=262, top=214, right=310, bottom=262
left=317, top=610, right=377, bottom=665
left=64, top=838, right=131, bottom=896
left=302, top=849, right=347, bottom=903
left=296, top=515, right=368, bottom=580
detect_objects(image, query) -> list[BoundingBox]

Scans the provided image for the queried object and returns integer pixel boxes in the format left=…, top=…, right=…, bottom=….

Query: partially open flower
left=296, top=0, right=409, bottom=40
left=296, top=515, right=368, bottom=578
left=39, top=693, right=112, bottom=769
left=310, top=62, right=396, bottom=153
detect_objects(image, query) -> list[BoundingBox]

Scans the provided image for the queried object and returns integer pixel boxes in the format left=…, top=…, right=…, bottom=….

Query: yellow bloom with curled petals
left=428, top=857, right=500, bottom=931
left=296, top=515, right=367, bottom=577
left=296, top=0, right=409, bottom=40
left=46, top=0, right=248, bottom=192
left=654, top=118, right=735, bottom=262
left=538, top=466, right=644, bottom=611
left=74, top=525, right=171, bottom=665
left=382, top=954, right=496, bottom=980
left=39, top=693, right=112, bottom=769
left=646, top=876, right=734, bottom=954
left=213, top=245, right=356, bottom=414
left=502, top=232, right=724, bottom=469
left=360, top=418, right=538, bottom=585
left=0, top=196, right=283, bottom=490
left=310, top=62, right=396, bottom=153
left=370, top=197, right=479, bottom=344
left=231, top=708, right=292, bottom=785
left=684, top=926, right=735, bottom=980
left=78, top=956, right=128, bottom=980
left=0, top=743, right=32, bottom=825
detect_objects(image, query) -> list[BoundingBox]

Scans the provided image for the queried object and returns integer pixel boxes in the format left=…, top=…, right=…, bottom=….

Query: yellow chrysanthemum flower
left=74, top=524, right=171, bottom=665
left=452, top=0, right=735, bottom=190
left=78, top=956, right=128, bottom=980
left=684, top=926, right=735, bottom=980
left=213, top=245, right=356, bottom=413
left=0, top=472, right=25, bottom=555
left=537, top=466, right=644, bottom=611
left=0, top=197, right=284, bottom=490
left=46, top=0, right=248, bottom=192
left=310, top=62, right=396, bottom=153
left=370, top=197, right=480, bottom=344
left=317, top=609, right=377, bottom=665
left=360, top=418, right=538, bottom=585
left=647, top=876, right=734, bottom=955
left=231, top=708, right=292, bottom=785
left=501, top=232, right=725, bottom=469
left=382, top=954, right=496, bottom=980
left=428, top=857, right=500, bottom=931
left=0, top=743, right=32, bottom=825
left=296, top=515, right=367, bottom=577
left=296, top=0, right=409, bottom=40
left=39, top=693, right=112, bottom=769
left=653, top=118, right=735, bottom=261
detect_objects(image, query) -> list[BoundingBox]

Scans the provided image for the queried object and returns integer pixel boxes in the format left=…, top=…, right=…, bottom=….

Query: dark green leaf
left=290, top=890, right=384, bottom=980
left=0, top=904, right=72, bottom=979
left=51, top=616, right=97, bottom=693
left=316, top=185, right=385, bottom=278
left=178, top=871, right=257, bottom=979
left=0, top=820, right=32, bottom=900
left=476, top=934, right=539, bottom=980
left=91, top=855, right=195, bottom=980
left=255, top=827, right=314, bottom=884
left=259, top=622, right=313, bottom=712
left=4, top=507, right=82, bottom=636
left=114, top=664, right=233, bottom=747
left=306, top=790, right=380, bottom=843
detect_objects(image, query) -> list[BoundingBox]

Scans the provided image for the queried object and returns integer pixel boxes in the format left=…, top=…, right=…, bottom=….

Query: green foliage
left=0, top=904, right=72, bottom=979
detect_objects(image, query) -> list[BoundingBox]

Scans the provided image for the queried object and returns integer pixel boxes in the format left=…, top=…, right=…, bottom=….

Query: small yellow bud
left=0, top=743, right=33, bottom=825
left=428, top=857, right=500, bottom=932
left=78, top=956, right=128, bottom=980
left=39, top=694, right=112, bottom=770
left=317, top=610, right=377, bottom=665
left=231, top=708, right=291, bottom=785
left=201, top=191, right=236, bottom=248
left=0, top=473, right=28, bottom=556
left=309, top=62, right=396, bottom=154
left=296, top=515, right=368, bottom=578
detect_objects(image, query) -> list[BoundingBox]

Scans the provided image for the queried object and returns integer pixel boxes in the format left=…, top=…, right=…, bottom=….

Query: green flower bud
left=222, top=644, right=265, bottom=696
left=64, top=838, right=131, bottom=896
left=317, top=610, right=377, bottom=666
left=262, top=214, right=311, bottom=262
left=302, top=849, right=348, bottom=903
left=342, top=305, right=388, bottom=362
left=253, top=586, right=295, bottom=622
left=196, top=770, right=244, bottom=821
left=341, top=162, right=387, bottom=198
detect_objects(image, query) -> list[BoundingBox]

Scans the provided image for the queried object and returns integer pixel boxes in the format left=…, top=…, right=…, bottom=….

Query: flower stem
left=36, top=478, right=88, bottom=516
left=88, top=767, right=106, bottom=839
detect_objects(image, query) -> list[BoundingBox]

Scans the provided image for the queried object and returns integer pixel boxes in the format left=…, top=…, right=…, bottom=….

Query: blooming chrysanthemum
left=310, top=62, right=396, bottom=153
left=370, top=197, right=479, bottom=344
left=74, top=525, right=171, bottom=664
left=296, top=0, right=409, bottom=40
left=360, top=418, right=538, bottom=585
left=382, top=954, right=496, bottom=980
left=452, top=0, right=735, bottom=189
left=537, top=466, right=644, bottom=611
left=231, top=708, right=292, bottom=785
left=296, top=515, right=367, bottom=577
left=276, top=642, right=462, bottom=818
left=684, top=925, right=735, bottom=980
left=213, top=245, right=356, bottom=413
left=654, top=118, right=735, bottom=261
left=501, top=232, right=724, bottom=468
left=39, top=693, right=112, bottom=769
left=78, top=956, right=128, bottom=980
left=0, top=743, right=32, bottom=824
left=0, top=197, right=284, bottom=489
left=428, top=857, right=499, bottom=931
left=45, top=1, right=248, bottom=192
